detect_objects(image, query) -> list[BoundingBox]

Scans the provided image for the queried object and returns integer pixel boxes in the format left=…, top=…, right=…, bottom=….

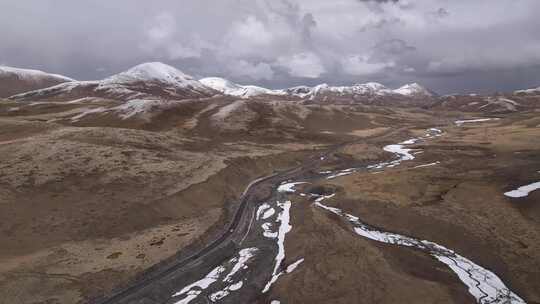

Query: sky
left=1, top=0, right=539, bottom=94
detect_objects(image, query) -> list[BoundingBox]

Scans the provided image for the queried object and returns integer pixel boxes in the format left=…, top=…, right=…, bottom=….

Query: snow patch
left=504, top=181, right=540, bottom=198
left=263, top=200, right=292, bottom=293
left=455, top=118, right=499, bottom=125
left=314, top=202, right=525, bottom=304
left=413, top=162, right=440, bottom=169
left=172, top=265, right=226, bottom=304
left=277, top=182, right=306, bottom=193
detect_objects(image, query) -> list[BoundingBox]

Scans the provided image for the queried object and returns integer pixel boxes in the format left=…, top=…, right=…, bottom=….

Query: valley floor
left=0, top=100, right=539, bottom=303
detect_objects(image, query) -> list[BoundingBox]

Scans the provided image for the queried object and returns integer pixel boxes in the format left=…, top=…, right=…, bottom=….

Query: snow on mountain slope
left=200, top=77, right=286, bottom=98
left=283, top=82, right=434, bottom=100
left=200, top=78, right=423, bottom=100
left=305, top=82, right=392, bottom=98
left=514, top=86, right=540, bottom=95
left=10, top=62, right=216, bottom=101
left=0, top=66, right=74, bottom=98
left=392, top=83, right=434, bottom=97
left=242, top=85, right=286, bottom=97
left=199, top=77, right=248, bottom=97
left=104, top=62, right=204, bottom=88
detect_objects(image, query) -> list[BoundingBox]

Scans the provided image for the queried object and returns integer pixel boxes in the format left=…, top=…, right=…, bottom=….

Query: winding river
left=169, top=127, right=526, bottom=304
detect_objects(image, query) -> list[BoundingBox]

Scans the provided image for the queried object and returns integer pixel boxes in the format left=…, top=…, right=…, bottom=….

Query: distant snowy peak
left=199, top=77, right=247, bottom=96
left=514, top=85, right=540, bottom=95
left=393, top=83, right=434, bottom=96
left=105, top=62, right=205, bottom=89
left=200, top=77, right=435, bottom=100
left=199, top=77, right=286, bottom=98
left=0, top=66, right=74, bottom=98
left=10, top=62, right=215, bottom=101
left=286, top=82, right=433, bottom=99
left=0, top=66, right=74, bottom=83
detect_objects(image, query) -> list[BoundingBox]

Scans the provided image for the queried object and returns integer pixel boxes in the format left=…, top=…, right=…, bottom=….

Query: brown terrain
left=0, top=64, right=539, bottom=304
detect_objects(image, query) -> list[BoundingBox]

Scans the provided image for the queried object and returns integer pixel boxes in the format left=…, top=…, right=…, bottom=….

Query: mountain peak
left=200, top=77, right=286, bottom=98
left=0, top=65, right=74, bottom=82
left=393, top=83, right=433, bottom=96
left=104, top=62, right=195, bottom=86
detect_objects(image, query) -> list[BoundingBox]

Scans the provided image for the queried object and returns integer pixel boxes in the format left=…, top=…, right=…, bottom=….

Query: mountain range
left=3, top=62, right=540, bottom=113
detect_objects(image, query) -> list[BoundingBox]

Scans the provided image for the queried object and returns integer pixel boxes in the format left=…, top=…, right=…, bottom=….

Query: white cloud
left=222, top=15, right=275, bottom=57
left=342, top=55, right=394, bottom=76
left=228, top=60, right=274, bottom=80
left=141, top=12, right=214, bottom=60
left=276, top=52, right=325, bottom=78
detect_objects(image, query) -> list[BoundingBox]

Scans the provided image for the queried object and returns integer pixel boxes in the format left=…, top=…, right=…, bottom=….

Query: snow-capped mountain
left=393, top=83, right=435, bottom=97
left=0, top=66, right=74, bottom=98
left=200, top=77, right=286, bottom=98
left=514, top=85, right=540, bottom=95
left=10, top=62, right=216, bottom=101
left=200, top=77, right=434, bottom=101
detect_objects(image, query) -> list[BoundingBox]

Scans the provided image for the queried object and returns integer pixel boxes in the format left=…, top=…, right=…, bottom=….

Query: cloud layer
left=1, top=0, right=539, bottom=94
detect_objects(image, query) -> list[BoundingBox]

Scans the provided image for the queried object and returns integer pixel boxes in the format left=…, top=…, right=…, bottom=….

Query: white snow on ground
left=71, top=107, right=107, bottom=122
left=262, top=208, right=276, bottom=220
left=326, top=171, right=355, bottom=179
left=277, top=182, right=306, bottom=193
left=112, top=99, right=159, bottom=119
left=314, top=198, right=525, bottom=304
left=400, top=138, right=420, bottom=145
left=504, top=181, right=540, bottom=198
left=414, top=162, right=440, bottom=169
left=329, top=131, right=432, bottom=179
left=455, top=118, right=499, bottom=125
left=224, top=248, right=258, bottom=282
left=71, top=99, right=183, bottom=122
left=479, top=97, right=519, bottom=112
left=172, top=265, right=226, bottom=304
left=384, top=144, right=415, bottom=163
left=270, top=301, right=281, bottom=304
left=314, top=194, right=336, bottom=203
left=256, top=203, right=271, bottom=220
left=172, top=247, right=257, bottom=303
left=263, top=200, right=292, bottom=293
left=262, top=223, right=278, bottom=239
left=286, top=258, right=304, bottom=273
left=211, top=100, right=246, bottom=121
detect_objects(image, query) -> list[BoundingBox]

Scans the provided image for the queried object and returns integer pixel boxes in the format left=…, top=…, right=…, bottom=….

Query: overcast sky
left=1, top=0, right=539, bottom=94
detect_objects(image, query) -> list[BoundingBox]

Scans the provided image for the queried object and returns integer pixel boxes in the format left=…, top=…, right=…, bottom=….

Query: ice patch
left=71, top=107, right=107, bottom=122
left=504, top=181, right=540, bottom=198
left=315, top=202, right=525, bottom=304
left=262, top=208, right=276, bottom=220
left=172, top=265, right=226, bottom=303
left=262, top=223, right=278, bottom=239
left=263, top=200, right=292, bottom=293
left=286, top=258, right=304, bottom=273
left=209, top=281, right=244, bottom=302
left=455, top=118, right=499, bottom=125
left=224, top=248, right=257, bottom=283
left=413, top=162, right=440, bottom=169
left=256, top=203, right=271, bottom=220
left=277, top=182, right=306, bottom=193
left=384, top=144, right=415, bottom=162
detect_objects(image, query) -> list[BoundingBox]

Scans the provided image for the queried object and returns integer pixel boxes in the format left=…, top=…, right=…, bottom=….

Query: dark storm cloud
left=0, top=0, right=539, bottom=93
